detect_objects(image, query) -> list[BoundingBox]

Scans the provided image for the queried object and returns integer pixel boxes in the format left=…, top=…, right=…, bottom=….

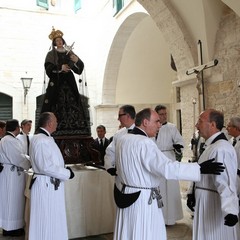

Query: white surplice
left=114, top=132, right=200, bottom=240
left=104, top=125, right=135, bottom=189
left=28, top=131, right=71, bottom=240
left=0, top=134, right=31, bottom=230
left=193, top=132, right=240, bottom=240
left=233, top=136, right=240, bottom=240
left=155, top=122, right=185, bottom=225
left=104, top=127, right=128, bottom=171
left=233, top=136, right=240, bottom=195
left=17, top=132, right=32, bottom=155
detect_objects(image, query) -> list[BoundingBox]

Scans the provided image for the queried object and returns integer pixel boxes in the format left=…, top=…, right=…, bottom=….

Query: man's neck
left=40, top=127, right=51, bottom=135
left=125, top=122, right=135, bottom=129
left=7, top=131, right=16, bottom=137
left=22, top=131, right=29, bottom=135
left=205, top=131, right=221, bottom=143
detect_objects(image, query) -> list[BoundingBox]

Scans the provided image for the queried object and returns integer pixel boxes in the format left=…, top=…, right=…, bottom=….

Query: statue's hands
left=199, top=158, right=225, bottom=175
left=61, top=64, right=71, bottom=72
left=70, top=54, right=79, bottom=63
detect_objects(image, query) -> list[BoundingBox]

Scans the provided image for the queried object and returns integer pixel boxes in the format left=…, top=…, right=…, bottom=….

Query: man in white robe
left=226, top=116, right=240, bottom=193
left=0, top=119, right=31, bottom=236
left=154, top=104, right=184, bottom=225
left=28, top=112, right=74, bottom=240
left=104, top=105, right=136, bottom=180
left=226, top=116, right=240, bottom=239
left=16, top=119, right=33, bottom=239
left=17, top=119, right=32, bottom=155
left=113, top=108, right=225, bottom=240
left=193, top=109, right=239, bottom=240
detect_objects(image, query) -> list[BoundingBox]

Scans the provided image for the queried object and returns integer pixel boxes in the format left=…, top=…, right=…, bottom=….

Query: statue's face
left=54, top=37, right=64, bottom=48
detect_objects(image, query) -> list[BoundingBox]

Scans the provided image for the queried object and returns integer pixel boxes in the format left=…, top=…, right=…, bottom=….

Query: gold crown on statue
left=48, top=26, right=64, bottom=40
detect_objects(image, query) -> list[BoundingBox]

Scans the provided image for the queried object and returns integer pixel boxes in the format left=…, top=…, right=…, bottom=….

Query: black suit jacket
left=92, top=138, right=110, bottom=165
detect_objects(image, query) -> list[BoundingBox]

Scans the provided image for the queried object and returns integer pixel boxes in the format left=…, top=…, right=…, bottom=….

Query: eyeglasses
left=118, top=113, right=127, bottom=118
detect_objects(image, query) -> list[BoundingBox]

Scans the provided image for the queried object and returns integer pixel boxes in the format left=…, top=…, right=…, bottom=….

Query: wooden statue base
left=54, top=135, right=101, bottom=165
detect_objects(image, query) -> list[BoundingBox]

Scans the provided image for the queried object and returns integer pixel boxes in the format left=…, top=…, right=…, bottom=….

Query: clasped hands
left=61, top=54, right=78, bottom=72
left=70, top=54, right=79, bottom=63
left=61, top=64, right=71, bottom=72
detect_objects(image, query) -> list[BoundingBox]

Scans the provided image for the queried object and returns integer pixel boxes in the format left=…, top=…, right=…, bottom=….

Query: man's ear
left=210, top=121, right=217, bottom=129
left=142, top=118, right=149, bottom=127
left=47, top=120, right=52, bottom=129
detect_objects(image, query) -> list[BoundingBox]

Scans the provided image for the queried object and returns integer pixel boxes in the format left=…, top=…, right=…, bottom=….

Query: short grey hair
left=229, top=116, right=240, bottom=130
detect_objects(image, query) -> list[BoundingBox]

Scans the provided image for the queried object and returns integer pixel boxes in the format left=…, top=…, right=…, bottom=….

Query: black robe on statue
left=41, top=49, right=91, bottom=136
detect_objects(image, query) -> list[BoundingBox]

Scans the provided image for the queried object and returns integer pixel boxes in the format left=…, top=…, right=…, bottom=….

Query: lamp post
left=21, top=73, right=33, bottom=104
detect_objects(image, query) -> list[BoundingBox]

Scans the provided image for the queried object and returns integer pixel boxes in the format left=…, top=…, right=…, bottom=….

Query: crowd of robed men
left=104, top=105, right=240, bottom=240
left=0, top=113, right=75, bottom=239
left=0, top=105, right=239, bottom=240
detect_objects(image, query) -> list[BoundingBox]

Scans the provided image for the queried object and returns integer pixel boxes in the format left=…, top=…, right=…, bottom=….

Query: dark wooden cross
left=186, top=40, right=218, bottom=112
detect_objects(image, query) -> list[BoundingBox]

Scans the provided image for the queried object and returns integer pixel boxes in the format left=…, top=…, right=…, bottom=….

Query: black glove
left=107, top=168, right=117, bottom=176
left=199, top=158, right=225, bottom=175
left=224, top=214, right=238, bottom=227
left=186, top=194, right=195, bottom=212
left=191, top=138, right=198, bottom=150
left=191, top=138, right=196, bottom=145
left=173, top=144, right=183, bottom=162
left=237, top=169, right=240, bottom=176
left=0, top=163, right=3, bottom=173
left=173, top=144, right=183, bottom=151
left=66, top=167, right=75, bottom=179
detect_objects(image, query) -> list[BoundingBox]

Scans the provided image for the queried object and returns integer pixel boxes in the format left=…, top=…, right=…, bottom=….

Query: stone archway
left=137, top=0, right=197, bottom=80
left=102, top=12, right=148, bottom=105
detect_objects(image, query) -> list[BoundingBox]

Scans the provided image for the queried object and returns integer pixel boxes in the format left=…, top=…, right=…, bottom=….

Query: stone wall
left=179, top=9, right=240, bottom=159
left=207, top=9, right=240, bottom=122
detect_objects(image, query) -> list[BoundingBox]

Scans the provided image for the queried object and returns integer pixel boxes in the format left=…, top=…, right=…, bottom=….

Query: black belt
left=124, top=184, right=164, bottom=208
left=29, top=173, right=60, bottom=191
left=0, top=163, right=24, bottom=176
left=195, top=186, right=218, bottom=193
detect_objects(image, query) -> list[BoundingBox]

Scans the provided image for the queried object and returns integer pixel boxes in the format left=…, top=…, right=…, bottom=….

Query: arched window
left=0, top=93, right=12, bottom=120
left=35, top=94, right=45, bottom=129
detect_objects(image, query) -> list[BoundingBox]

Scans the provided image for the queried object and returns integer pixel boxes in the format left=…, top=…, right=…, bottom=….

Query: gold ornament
left=48, top=26, right=63, bottom=41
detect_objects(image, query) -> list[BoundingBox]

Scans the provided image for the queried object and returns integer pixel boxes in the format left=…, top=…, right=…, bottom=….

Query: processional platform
left=36, top=93, right=101, bottom=165
left=54, top=135, right=101, bottom=165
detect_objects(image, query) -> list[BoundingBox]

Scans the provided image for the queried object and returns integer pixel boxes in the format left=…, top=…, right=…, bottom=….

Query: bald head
left=196, top=109, right=223, bottom=140
left=37, top=112, right=58, bottom=134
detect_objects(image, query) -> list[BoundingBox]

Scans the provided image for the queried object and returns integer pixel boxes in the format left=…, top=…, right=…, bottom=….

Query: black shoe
left=3, top=228, right=25, bottom=236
